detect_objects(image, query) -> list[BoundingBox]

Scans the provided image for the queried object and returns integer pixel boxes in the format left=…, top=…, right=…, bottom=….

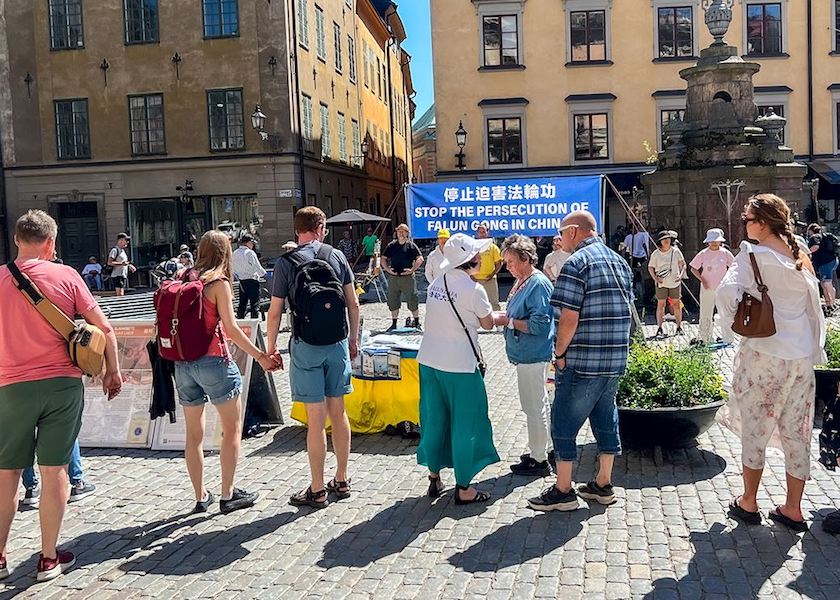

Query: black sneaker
left=192, top=491, right=215, bottom=514
left=412, top=318, right=422, bottom=331
left=405, top=317, right=413, bottom=328
left=577, top=481, right=616, bottom=505
left=386, top=323, right=398, bottom=332
left=21, top=486, right=41, bottom=508
left=510, top=454, right=551, bottom=477
left=527, top=485, right=580, bottom=512
left=220, top=488, right=259, bottom=514
left=68, top=481, right=95, bottom=503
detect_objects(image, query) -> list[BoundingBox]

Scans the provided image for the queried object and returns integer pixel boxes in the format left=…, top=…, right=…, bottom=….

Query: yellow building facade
left=431, top=0, right=840, bottom=204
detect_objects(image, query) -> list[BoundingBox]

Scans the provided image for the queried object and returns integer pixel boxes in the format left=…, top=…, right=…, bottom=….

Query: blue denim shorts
left=551, top=369, right=621, bottom=462
left=174, top=355, right=242, bottom=407
left=290, top=338, right=352, bottom=403
left=817, top=259, right=838, bottom=282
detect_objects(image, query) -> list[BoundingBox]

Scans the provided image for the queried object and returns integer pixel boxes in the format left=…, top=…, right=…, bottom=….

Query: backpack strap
left=6, top=261, right=77, bottom=341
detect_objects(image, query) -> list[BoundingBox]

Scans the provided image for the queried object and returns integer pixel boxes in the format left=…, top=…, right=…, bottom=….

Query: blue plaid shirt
left=551, top=237, right=633, bottom=376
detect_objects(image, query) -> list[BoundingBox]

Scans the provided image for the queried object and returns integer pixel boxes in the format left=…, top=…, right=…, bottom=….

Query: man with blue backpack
left=266, top=206, right=360, bottom=510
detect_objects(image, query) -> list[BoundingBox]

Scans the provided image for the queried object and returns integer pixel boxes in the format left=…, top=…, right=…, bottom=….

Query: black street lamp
left=251, top=104, right=282, bottom=151
left=351, top=139, right=370, bottom=167
left=455, top=120, right=467, bottom=171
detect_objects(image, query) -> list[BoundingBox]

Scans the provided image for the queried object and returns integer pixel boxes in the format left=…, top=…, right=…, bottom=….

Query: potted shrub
left=617, top=340, right=727, bottom=449
left=815, top=326, right=840, bottom=412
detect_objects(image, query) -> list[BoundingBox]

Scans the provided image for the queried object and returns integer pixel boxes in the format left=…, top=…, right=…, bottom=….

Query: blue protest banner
left=405, top=175, right=604, bottom=239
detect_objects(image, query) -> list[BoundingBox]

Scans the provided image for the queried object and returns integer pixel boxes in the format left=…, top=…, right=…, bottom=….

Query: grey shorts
left=387, top=274, right=419, bottom=311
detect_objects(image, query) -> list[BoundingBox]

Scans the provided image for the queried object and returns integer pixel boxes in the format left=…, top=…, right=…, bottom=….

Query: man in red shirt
left=0, top=210, right=122, bottom=582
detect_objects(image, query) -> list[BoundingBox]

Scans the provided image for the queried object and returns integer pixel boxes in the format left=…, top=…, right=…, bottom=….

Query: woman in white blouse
left=717, top=193, right=826, bottom=533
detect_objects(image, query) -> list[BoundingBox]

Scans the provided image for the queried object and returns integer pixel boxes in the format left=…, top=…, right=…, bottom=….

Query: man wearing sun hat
left=424, top=228, right=451, bottom=284
left=690, top=228, right=735, bottom=344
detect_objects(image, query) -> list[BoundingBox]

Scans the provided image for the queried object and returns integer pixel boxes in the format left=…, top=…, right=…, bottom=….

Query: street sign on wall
left=405, top=175, right=604, bottom=239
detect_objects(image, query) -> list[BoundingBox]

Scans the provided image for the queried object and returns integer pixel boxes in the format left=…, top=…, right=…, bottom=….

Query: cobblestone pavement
left=3, top=303, right=840, bottom=599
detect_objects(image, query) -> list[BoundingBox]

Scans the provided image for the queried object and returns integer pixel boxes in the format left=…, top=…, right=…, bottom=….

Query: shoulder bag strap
left=6, top=261, right=76, bottom=340
left=748, top=252, right=768, bottom=292
left=443, top=273, right=485, bottom=367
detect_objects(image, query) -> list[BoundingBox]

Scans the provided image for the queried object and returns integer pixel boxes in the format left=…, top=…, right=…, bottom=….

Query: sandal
left=769, top=506, right=808, bottom=533
left=728, top=498, right=761, bottom=525
left=428, top=475, right=443, bottom=498
left=454, top=484, right=491, bottom=505
left=289, top=486, right=328, bottom=509
left=326, top=478, right=351, bottom=500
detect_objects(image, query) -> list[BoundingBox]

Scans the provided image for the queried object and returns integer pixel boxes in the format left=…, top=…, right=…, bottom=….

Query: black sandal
left=728, top=498, right=761, bottom=525
left=454, top=484, right=491, bottom=505
left=326, top=478, right=351, bottom=499
left=769, top=506, right=808, bottom=533
left=428, top=475, right=443, bottom=498
left=289, top=486, right=328, bottom=509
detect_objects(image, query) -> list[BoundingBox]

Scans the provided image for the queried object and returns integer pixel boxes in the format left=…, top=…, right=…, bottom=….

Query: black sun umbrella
left=325, top=209, right=390, bottom=225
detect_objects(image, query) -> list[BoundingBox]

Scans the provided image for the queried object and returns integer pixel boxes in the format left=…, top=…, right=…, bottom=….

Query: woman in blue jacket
left=493, top=234, right=556, bottom=477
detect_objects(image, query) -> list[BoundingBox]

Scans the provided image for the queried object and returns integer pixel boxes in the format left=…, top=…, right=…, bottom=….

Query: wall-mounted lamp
left=350, top=139, right=370, bottom=167
left=455, top=120, right=467, bottom=171
left=23, top=72, right=33, bottom=98
left=251, top=104, right=283, bottom=152
left=99, top=59, right=110, bottom=86
left=171, top=53, right=182, bottom=80
left=268, top=55, right=277, bottom=76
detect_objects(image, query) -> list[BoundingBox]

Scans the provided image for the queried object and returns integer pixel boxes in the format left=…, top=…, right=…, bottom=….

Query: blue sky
left=399, top=1, right=434, bottom=124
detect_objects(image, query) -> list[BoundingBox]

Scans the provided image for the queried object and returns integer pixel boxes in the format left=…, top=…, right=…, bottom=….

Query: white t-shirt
left=417, top=269, right=492, bottom=373
left=425, top=247, right=445, bottom=284
left=543, top=249, right=571, bottom=280
left=82, top=264, right=101, bottom=276
left=109, top=247, right=128, bottom=278
left=649, top=247, right=685, bottom=289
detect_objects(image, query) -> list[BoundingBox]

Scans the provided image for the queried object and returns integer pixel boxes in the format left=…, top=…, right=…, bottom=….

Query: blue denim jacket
left=504, top=270, right=555, bottom=365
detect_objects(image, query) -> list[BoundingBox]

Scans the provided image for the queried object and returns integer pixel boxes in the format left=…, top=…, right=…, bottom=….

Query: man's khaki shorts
left=655, top=285, right=681, bottom=301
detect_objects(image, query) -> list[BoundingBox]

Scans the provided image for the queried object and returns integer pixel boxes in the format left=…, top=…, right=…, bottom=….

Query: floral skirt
left=724, top=347, right=815, bottom=481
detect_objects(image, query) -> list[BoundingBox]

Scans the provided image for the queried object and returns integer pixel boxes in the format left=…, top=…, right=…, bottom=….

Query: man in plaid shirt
left=528, top=211, right=633, bottom=512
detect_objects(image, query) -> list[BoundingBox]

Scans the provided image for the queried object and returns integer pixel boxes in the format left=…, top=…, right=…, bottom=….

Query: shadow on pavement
left=788, top=509, right=840, bottom=597
left=248, top=427, right=418, bottom=458
left=317, top=473, right=528, bottom=568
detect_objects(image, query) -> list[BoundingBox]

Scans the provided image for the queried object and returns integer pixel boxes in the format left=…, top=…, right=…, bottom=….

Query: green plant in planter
left=617, top=341, right=726, bottom=410
left=818, top=326, right=840, bottom=370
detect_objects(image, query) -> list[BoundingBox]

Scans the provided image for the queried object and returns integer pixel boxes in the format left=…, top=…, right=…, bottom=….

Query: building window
left=302, top=94, right=314, bottom=140
left=351, top=119, right=360, bottom=165
left=659, top=109, right=686, bottom=148
left=334, top=23, right=342, bottom=72
left=757, top=104, right=786, bottom=145
left=570, top=10, right=606, bottom=62
left=486, top=118, right=522, bottom=165
left=362, top=41, right=369, bottom=86
left=315, top=5, right=326, bottom=61
left=124, top=0, right=158, bottom=44
left=49, top=0, right=84, bottom=50
left=348, top=36, right=356, bottom=82
left=834, top=1, right=840, bottom=53
left=657, top=7, right=692, bottom=59
left=207, top=89, right=244, bottom=151
left=129, top=94, right=165, bottom=155
left=836, top=100, right=840, bottom=153
left=376, top=58, right=382, bottom=99
left=338, top=112, right=347, bottom=162
left=482, top=15, right=518, bottom=67
left=369, top=47, right=376, bottom=92
left=746, top=3, right=782, bottom=55
left=203, top=0, right=238, bottom=38
left=55, top=99, right=90, bottom=159
left=297, top=0, right=309, bottom=47
left=574, top=113, right=609, bottom=160
left=320, top=103, right=330, bottom=157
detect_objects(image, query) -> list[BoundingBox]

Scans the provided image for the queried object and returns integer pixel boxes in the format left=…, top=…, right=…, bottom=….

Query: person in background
left=20, top=440, right=95, bottom=508
left=528, top=211, right=632, bottom=512
left=689, top=228, right=735, bottom=345
left=494, top=235, right=555, bottom=477
left=81, top=256, right=103, bottom=291
left=648, top=230, right=686, bottom=337
left=474, top=224, right=503, bottom=313
left=424, top=228, right=450, bottom=284
left=179, top=244, right=195, bottom=267
left=542, top=234, right=572, bottom=283
left=806, top=223, right=838, bottom=313
left=107, top=233, right=136, bottom=296
left=362, top=226, right=379, bottom=271
left=417, top=233, right=499, bottom=505
left=232, top=234, right=266, bottom=320
left=0, top=210, right=122, bottom=582
left=610, top=225, right=627, bottom=252
left=622, top=226, right=652, bottom=305
left=382, top=224, right=423, bottom=331
left=718, top=194, right=824, bottom=533
left=337, top=230, right=356, bottom=264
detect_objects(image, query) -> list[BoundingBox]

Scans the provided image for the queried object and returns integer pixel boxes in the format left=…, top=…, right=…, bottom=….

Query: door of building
left=58, top=202, right=100, bottom=270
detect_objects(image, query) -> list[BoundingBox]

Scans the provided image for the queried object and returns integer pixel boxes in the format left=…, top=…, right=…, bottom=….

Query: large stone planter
left=617, top=400, right=725, bottom=449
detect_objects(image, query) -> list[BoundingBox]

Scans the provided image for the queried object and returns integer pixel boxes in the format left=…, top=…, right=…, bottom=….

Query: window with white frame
left=338, top=112, right=347, bottom=162
left=49, top=0, right=84, bottom=50
left=55, top=98, right=90, bottom=158
left=348, top=35, right=356, bottom=81
left=207, top=89, right=244, bottom=151
left=129, top=93, right=165, bottom=155
left=315, top=5, right=326, bottom=60
left=124, top=0, right=159, bottom=44
left=203, top=0, right=238, bottom=38
left=362, top=41, right=369, bottom=86
left=564, top=0, right=611, bottom=64
left=654, top=92, right=687, bottom=151
left=754, top=88, right=791, bottom=146
left=297, top=0, right=309, bottom=47
left=376, top=58, right=382, bottom=99
left=320, top=103, right=330, bottom=157
left=567, top=96, right=614, bottom=164
left=656, top=6, right=693, bottom=59
left=301, top=94, right=314, bottom=142
left=745, top=2, right=784, bottom=55
left=659, top=109, right=686, bottom=149
left=333, top=22, right=342, bottom=73
left=351, top=119, right=361, bottom=165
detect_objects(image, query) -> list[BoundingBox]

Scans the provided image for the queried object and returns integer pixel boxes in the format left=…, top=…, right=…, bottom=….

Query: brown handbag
left=731, top=252, right=776, bottom=338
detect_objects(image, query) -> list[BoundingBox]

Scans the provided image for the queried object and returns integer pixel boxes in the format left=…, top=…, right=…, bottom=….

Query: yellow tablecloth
left=291, top=356, right=420, bottom=433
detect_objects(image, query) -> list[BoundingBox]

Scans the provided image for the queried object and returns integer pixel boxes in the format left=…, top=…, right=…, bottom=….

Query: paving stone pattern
left=2, top=304, right=840, bottom=599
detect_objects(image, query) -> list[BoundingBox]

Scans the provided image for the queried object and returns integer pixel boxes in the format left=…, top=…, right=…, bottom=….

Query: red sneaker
left=36, top=550, right=75, bottom=582
left=0, top=554, right=9, bottom=580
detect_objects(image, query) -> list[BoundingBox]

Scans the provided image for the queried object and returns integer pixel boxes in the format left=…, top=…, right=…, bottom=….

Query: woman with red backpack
left=158, top=230, right=280, bottom=515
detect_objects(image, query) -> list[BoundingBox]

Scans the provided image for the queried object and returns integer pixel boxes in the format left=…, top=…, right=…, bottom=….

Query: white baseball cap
left=438, top=233, right=492, bottom=273
left=703, top=228, right=726, bottom=244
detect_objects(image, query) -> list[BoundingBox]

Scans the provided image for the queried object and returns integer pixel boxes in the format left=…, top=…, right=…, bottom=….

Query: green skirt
left=416, top=364, right=500, bottom=486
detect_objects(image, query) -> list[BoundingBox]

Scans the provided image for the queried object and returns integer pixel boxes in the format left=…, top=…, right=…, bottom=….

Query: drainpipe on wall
left=289, top=0, right=308, bottom=210
left=807, top=0, right=815, bottom=161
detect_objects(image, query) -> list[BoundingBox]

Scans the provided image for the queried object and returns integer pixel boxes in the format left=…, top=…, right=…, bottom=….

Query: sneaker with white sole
left=527, top=485, right=580, bottom=512
left=36, top=550, right=75, bottom=582
left=21, top=486, right=41, bottom=508
left=68, top=481, right=96, bottom=503
left=576, top=481, right=616, bottom=505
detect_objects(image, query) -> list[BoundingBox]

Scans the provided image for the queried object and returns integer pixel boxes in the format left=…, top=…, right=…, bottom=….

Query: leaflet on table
left=352, top=346, right=401, bottom=380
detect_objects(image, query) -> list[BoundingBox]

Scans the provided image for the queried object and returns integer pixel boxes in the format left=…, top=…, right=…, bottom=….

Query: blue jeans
left=84, top=273, right=103, bottom=290
left=23, top=439, right=83, bottom=489
left=551, top=370, right=622, bottom=462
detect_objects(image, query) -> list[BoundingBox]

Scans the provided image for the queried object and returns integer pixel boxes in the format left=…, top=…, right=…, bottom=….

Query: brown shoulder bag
left=731, top=252, right=776, bottom=338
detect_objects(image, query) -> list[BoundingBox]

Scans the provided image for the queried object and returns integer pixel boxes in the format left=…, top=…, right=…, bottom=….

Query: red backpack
left=153, top=270, right=217, bottom=362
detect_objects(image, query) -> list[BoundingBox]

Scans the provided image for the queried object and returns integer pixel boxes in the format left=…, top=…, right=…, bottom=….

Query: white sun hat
left=438, top=233, right=492, bottom=273
left=703, top=228, right=726, bottom=244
